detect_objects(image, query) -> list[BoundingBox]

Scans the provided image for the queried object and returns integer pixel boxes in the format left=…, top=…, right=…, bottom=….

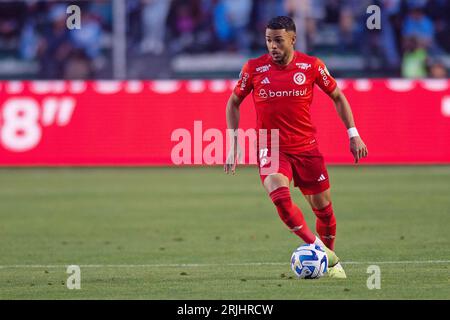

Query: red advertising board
left=0, top=80, right=449, bottom=165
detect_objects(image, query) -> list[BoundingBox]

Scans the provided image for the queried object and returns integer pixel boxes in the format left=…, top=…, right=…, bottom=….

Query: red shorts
left=257, top=147, right=330, bottom=195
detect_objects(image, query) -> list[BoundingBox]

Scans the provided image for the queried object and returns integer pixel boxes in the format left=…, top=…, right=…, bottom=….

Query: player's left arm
left=328, top=87, right=368, bottom=163
left=314, top=58, right=368, bottom=163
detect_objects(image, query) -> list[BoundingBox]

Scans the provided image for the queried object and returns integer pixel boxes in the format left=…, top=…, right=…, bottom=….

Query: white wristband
left=347, top=127, right=359, bottom=138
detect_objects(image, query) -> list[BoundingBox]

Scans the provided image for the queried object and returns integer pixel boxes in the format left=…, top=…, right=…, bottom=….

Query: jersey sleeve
left=314, top=58, right=337, bottom=95
left=233, top=61, right=253, bottom=99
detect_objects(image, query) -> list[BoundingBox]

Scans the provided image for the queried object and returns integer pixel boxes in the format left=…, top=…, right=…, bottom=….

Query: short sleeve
left=233, top=62, right=253, bottom=98
left=314, top=58, right=337, bottom=95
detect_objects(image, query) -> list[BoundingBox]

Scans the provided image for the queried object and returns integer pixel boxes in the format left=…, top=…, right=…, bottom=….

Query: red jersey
left=233, top=51, right=337, bottom=153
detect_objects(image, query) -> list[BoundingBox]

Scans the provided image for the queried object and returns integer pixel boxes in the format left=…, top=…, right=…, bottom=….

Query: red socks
left=313, top=202, right=336, bottom=250
left=269, top=187, right=337, bottom=250
left=269, top=187, right=316, bottom=244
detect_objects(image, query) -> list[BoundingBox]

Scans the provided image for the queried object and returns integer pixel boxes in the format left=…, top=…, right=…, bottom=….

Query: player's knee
left=307, top=191, right=331, bottom=211
left=264, top=173, right=289, bottom=194
left=312, top=201, right=331, bottom=213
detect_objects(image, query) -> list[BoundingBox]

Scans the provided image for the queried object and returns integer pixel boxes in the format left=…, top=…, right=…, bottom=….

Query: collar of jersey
left=269, top=51, right=298, bottom=70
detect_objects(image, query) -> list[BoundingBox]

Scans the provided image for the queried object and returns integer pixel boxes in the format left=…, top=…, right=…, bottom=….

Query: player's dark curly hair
left=266, top=16, right=296, bottom=33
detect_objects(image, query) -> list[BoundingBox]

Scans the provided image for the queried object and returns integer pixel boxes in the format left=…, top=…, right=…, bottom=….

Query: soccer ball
left=290, top=244, right=328, bottom=279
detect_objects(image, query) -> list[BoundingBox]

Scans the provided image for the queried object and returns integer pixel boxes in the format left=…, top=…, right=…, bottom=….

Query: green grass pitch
left=0, top=166, right=449, bottom=299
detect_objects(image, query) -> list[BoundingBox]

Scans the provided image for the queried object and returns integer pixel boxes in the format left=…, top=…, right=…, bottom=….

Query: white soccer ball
left=290, top=244, right=328, bottom=279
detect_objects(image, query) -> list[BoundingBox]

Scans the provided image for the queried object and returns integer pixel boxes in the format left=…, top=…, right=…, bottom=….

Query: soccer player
left=224, top=16, right=368, bottom=278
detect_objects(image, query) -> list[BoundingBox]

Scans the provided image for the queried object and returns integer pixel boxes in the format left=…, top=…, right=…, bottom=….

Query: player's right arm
left=224, top=92, right=245, bottom=174
left=224, top=62, right=253, bottom=174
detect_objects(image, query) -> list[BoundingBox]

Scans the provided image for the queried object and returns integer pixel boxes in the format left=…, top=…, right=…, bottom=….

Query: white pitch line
left=344, top=260, right=450, bottom=265
left=0, top=260, right=449, bottom=269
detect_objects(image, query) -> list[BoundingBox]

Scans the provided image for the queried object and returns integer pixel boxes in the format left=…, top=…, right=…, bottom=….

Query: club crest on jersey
left=293, top=72, right=306, bottom=85
left=296, top=63, right=311, bottom=70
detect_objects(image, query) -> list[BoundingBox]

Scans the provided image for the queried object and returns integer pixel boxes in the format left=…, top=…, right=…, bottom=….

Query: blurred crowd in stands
left=0, top=0, right=448, bottom=79
left=0, top=1, right=112, bottom=79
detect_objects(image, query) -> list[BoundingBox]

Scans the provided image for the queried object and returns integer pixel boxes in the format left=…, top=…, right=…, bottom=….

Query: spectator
left=212, top=0, right=252, bottom=52
left=0, top=1, right=26, bottom=46
left=224, top=0, right=252, bottom=52
left=167, top=3, right=196, bottom=53
left=402, top=6, right=435, bottom=50
left=194, top=0, right=216, bottom=52
left=250, top=0, right=286, bottom=51
left=425, top=0, right=450, bottom=52
left=401, top=36, right=428, bottom=78
left=324, top=0, right=340, bottom=24
left=63, top=50, right=93, bottom=79
left=380, top=0, right=403, bottom=68
left=140, top=0, right=173, bottom=54
left=379, top=0, right=401, bottom=70
left=69, top=12, right=103, bottom=59
left=19, top=20, right=39, bottom=61
left=212, top=0, right=233, bottom=50
left=127, top=0, right=143, bottom=50
left=37, top=4, right=73, bottom=78
left=428, top=61, right=448, bottom=78
left=338, top=7, right=357, bottom=53
left=285, top=0, right=319, bottom=53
